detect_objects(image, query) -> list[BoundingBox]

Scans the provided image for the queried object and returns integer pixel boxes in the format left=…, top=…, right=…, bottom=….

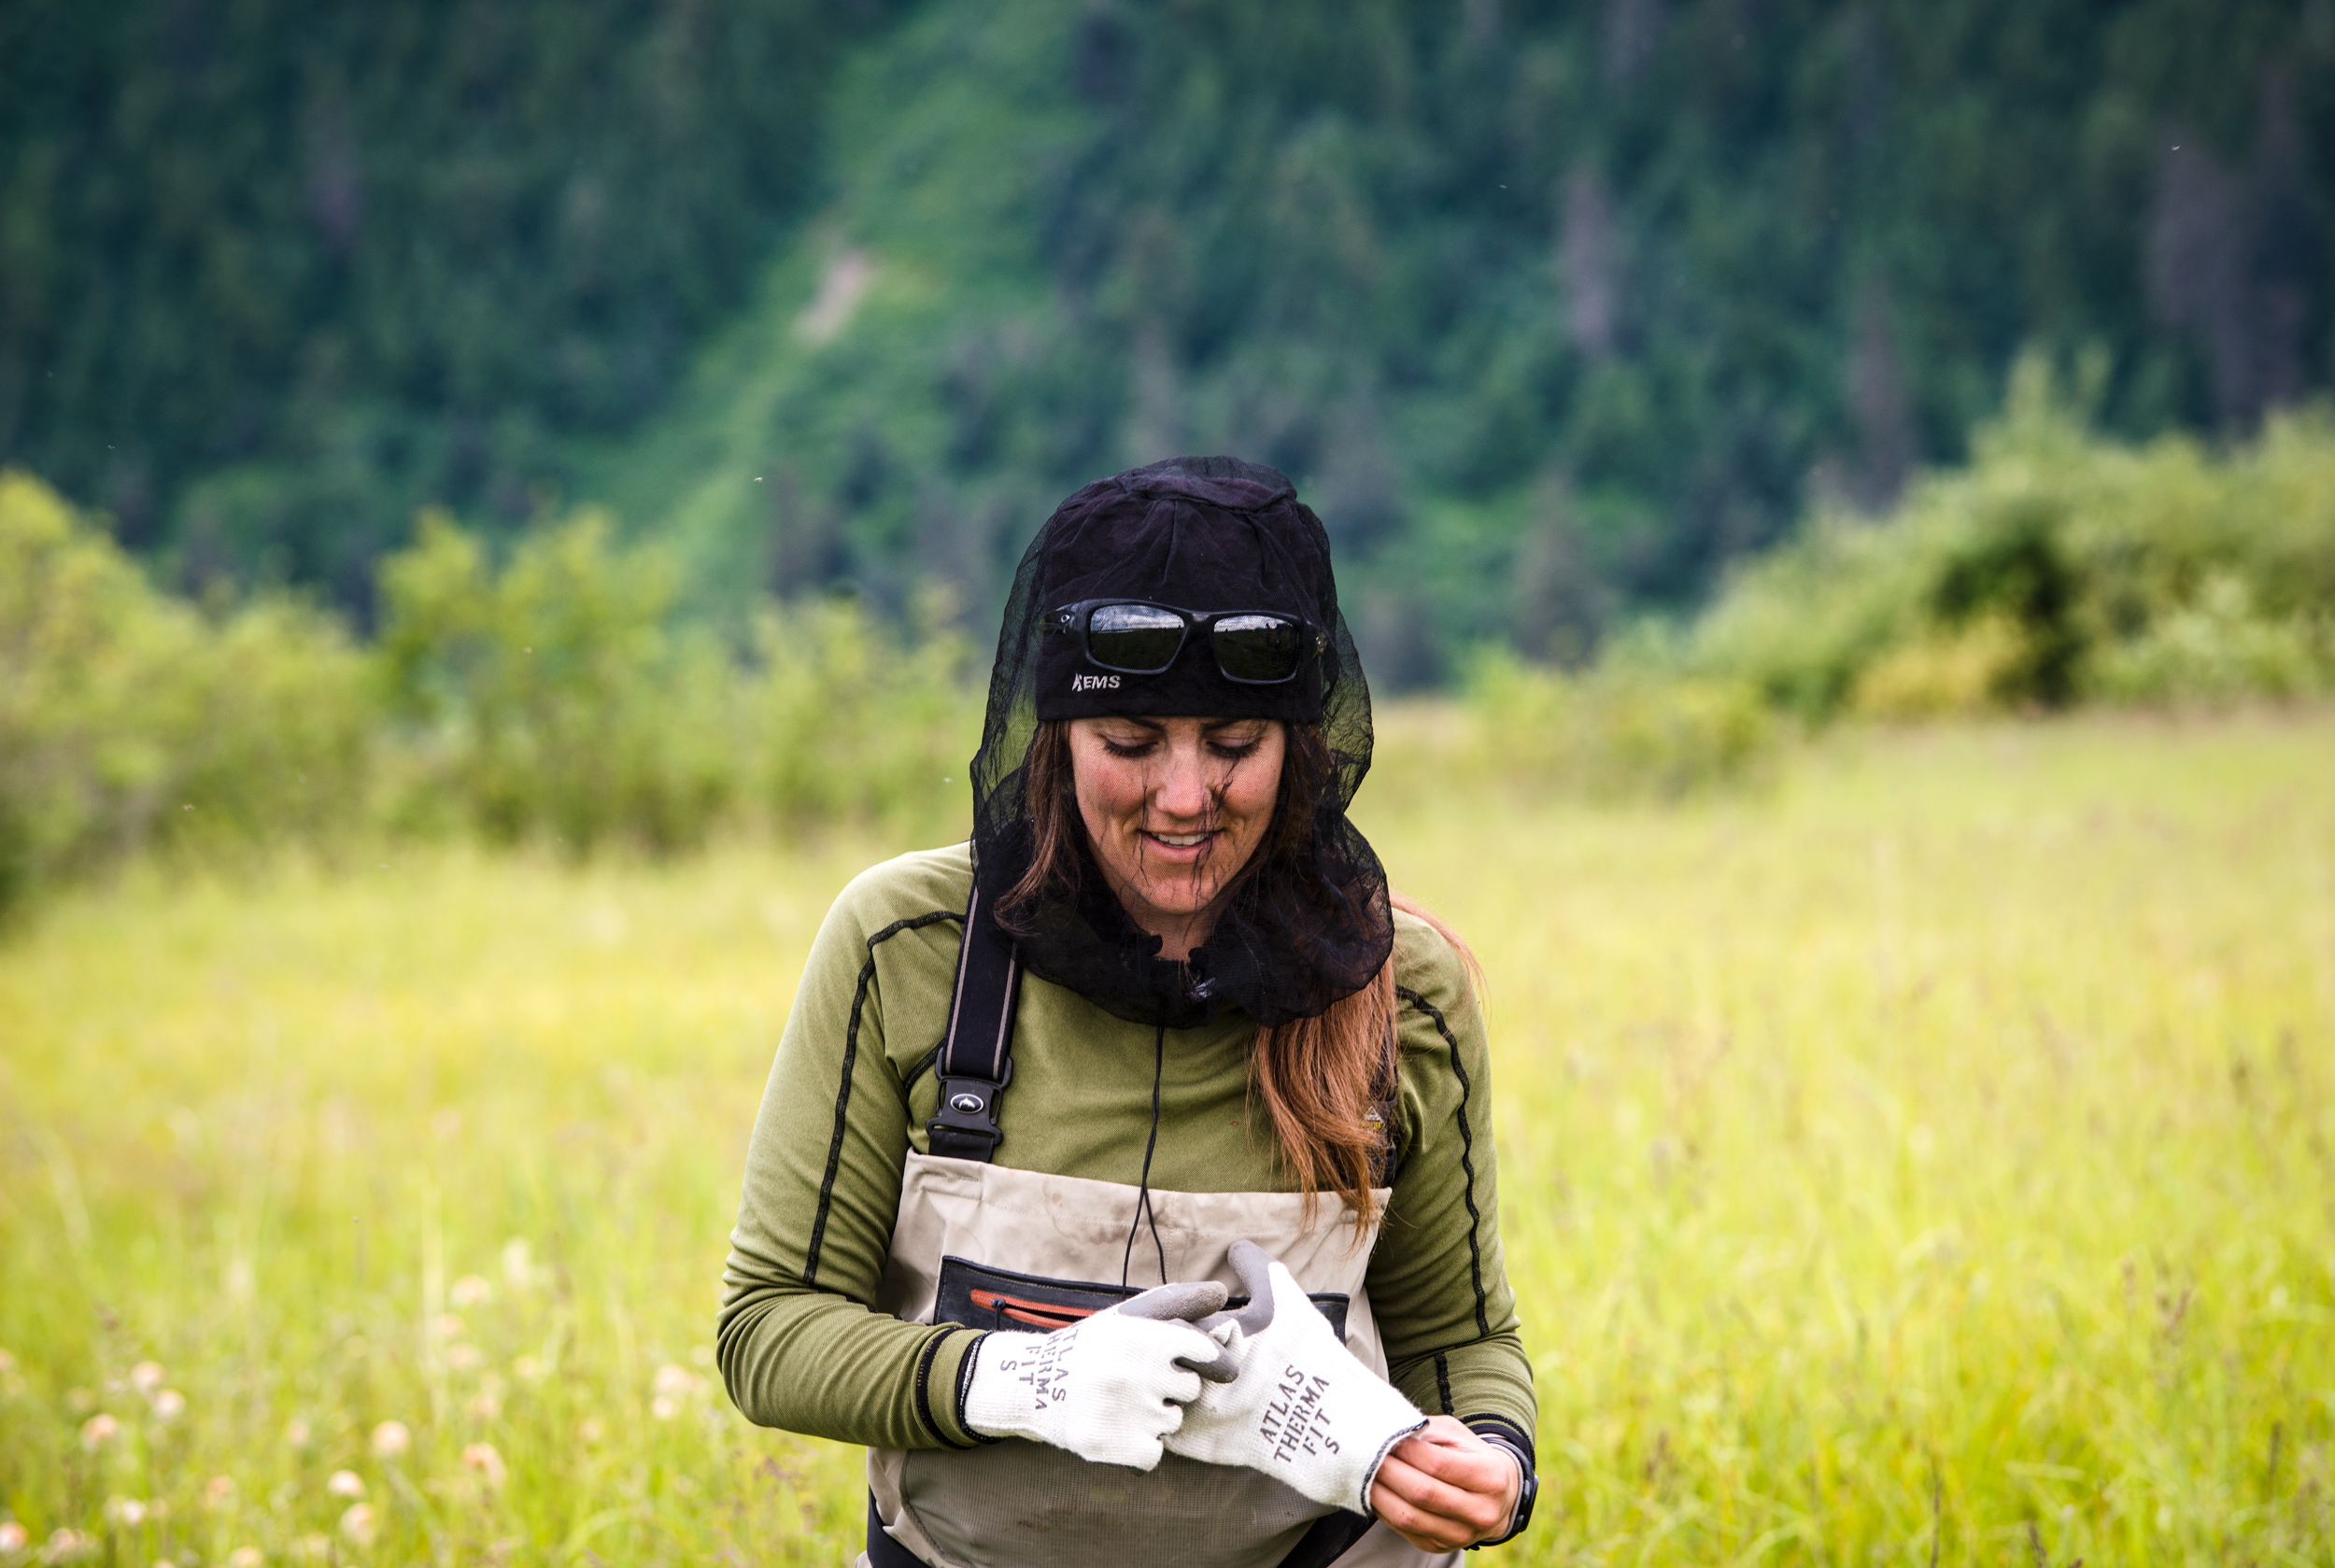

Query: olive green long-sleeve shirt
left=717, top=843, right=1534, bottom=1451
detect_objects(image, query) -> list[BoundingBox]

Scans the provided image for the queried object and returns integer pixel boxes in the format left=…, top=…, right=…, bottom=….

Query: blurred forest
left=5, top=0, right=2333, bottom=681
left=0, top=0, right=898, bottom=604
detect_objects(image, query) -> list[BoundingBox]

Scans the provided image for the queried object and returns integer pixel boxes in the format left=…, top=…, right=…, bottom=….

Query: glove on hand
left=961, top=1279, right=1238, bottom=1470
left=1166, top=1241, right=1426, bottom=1513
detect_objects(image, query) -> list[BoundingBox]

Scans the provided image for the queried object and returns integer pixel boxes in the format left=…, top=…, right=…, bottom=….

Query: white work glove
left=961, top=1279, right=1238, bottom=1470
left=1166, top=1240, right=1426, bottom=1513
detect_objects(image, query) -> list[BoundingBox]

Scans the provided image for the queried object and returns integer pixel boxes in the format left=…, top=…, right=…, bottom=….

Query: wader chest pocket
left=934, top=1255, right=1351, bottom=1341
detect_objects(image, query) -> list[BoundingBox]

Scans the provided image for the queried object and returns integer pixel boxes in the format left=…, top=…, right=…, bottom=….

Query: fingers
left=1389, top=1425, right=1506, bottom=1483
left=1369, top=1423, right=1517, bottom=1550
left=1168, top=1325, right=1242, bottom=1381
left=1123, top=1310, right=1238, bottom=1384
left=1222, top=1240, right=1277, bottom=1336
left=1370, top=1458, right=1511, bottom=1551
left=1174, top=1341, right=1240, bottom=1382
left=1118, top=1278, right=1228, bottom=1323
left=1369, top=1482, right=1490, bottom=1554
left=1094, top=1432, right=1170, bottom=1472
left=1122, top=1281, right=1241, bottom=1379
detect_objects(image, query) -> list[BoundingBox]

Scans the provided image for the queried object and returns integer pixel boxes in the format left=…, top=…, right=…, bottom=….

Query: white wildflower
left=130, top=1363, right=165, bottom=1396
left=78, top=1414, right=119, bottom=1451
left=150, top=1389, right=186, bottom=1421
left=460, top=1442, right=506, bottom=1488
left=0, top=1520, right=25, bottom=1552
left=228, top=1547, right=263, bottom=1568
left=369, top=1420, right=410, bottom=1459
left=283, top=1417, right=312, bottom=1448
left=339, top=1503, right=377, bottom=1549
left=449, top=1275, right=492, bottom=1309
left=326, top=1470, right=365, bottom=1500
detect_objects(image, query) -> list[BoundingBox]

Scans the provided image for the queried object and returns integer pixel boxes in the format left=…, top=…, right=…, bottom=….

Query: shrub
left=375, top=512, right=980, bottom=855
left=0, top=472, right=370, bottom=918
left=745, top=591, right=979, bottom=840
left=1848, top=614, right=2031, bottom=721
left=2087, top=574, right=2331, bottom=705
left=1464, top=648, right=1772, bottom=799
left=1684, top=356, right=2335, bottom=721
left=376, top=511, right=736, bottom=854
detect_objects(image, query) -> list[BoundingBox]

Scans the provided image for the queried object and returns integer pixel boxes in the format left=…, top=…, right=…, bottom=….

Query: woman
left=720, top=458, right=1537, bottom=1567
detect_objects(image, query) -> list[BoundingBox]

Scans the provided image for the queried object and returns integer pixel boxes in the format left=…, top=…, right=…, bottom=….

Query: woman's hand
left=1368, top=1414, right=1523, bottom=1551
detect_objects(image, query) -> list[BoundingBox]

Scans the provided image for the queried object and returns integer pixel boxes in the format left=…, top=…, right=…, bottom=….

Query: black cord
left=1121, top=1020, right=1169, bottom=1288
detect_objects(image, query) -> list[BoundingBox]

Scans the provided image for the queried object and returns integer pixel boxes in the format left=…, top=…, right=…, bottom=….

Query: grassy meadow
left=3, top=710, right=2332, bottom=1566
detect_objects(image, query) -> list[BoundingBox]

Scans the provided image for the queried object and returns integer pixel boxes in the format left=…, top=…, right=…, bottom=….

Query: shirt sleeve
left=1366, top=922, right=1538, bottom=1442
left=715, top=873, right=984, bottom=1449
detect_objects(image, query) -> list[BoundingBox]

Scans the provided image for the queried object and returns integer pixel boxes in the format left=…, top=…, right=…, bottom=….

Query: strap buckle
left=927, top=1059, right=1013, bottom=1159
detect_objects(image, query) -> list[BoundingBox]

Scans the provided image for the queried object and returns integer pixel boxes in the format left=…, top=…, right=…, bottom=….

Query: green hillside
left=0, top=0, right=892, bottom=603
left=6, top=0, right=2332, bottom=676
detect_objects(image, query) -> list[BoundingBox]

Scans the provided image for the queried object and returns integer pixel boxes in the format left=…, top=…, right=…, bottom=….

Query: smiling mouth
left=1142, top=829, right=1216, bottom=849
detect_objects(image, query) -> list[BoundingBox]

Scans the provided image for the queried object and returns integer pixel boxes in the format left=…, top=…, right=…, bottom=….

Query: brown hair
left=999, top=719, right=1478, bottom=1228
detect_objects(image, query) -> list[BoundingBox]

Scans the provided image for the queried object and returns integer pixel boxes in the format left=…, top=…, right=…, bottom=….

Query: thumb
left=1117, top=1281, right=1239, bottom=1383
left=1117, top=1279, right=1228, bottom=1324
left=1221, top=1240, right=1279, bottom=1337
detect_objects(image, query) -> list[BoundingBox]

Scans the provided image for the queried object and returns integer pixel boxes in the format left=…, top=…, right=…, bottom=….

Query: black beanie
left=1031, top=458, right=1333, bottom=723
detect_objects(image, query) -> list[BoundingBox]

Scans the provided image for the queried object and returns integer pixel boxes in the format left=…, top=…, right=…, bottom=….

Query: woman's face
left=1067, top=715, right=1286, bottom=960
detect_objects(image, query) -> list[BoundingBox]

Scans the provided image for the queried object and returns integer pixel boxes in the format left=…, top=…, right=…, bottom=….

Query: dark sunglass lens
left=1211, top=614, right=1306, bottom=681
left=1086, top=602, right=1186, bottom=672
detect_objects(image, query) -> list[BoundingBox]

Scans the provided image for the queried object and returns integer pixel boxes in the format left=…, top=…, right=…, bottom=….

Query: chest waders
left=859, top=886, right=1452, bottom=1568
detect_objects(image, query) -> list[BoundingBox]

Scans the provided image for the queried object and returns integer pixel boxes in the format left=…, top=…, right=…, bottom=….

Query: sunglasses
left=1045, top=599, right=1327, bottom=685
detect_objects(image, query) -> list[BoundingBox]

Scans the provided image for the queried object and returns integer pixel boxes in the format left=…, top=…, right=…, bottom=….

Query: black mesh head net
left=969, top=456, right=1392, bottom=1029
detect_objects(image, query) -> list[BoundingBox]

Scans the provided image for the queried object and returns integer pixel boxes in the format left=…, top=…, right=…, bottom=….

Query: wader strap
left=1275, top=1511, right=1378, bottom=1568
left=867, top=1494, right=930, bottom=1568
left=926, top=882, right=1022, bottom=1163
left=867, top=1493, right=1379, bottom=1568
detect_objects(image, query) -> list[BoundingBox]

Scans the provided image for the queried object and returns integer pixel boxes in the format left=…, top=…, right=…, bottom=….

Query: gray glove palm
left=1166, top=1241, right=1426, bottom=1512
left=962, top=1279, right=1238, bottom=1470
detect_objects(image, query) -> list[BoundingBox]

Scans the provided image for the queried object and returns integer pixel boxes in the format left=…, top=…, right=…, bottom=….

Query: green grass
left=4, top=712, right=2332, bottom=1565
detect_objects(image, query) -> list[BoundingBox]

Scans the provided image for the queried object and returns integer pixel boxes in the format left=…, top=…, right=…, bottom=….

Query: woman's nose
left=1151, top=745, right=1212, bottom=819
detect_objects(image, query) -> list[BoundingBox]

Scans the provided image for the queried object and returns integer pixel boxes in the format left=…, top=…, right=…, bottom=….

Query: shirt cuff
left=917, top=1327, right=990, bottom=1448
left=1464, top=1415, right=1535, bottom=1547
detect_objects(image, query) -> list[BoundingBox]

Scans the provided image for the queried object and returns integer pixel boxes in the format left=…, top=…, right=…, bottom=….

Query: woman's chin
left=1126, top=883, right=1222, bottom=930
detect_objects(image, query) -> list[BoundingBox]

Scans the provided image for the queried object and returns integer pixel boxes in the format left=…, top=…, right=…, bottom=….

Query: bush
left=0, top=472, right=371, bottom=918
left=376, top=511, right=979, bottom=855
left=1847, top=614, right=2031, bottom=721
left=377, top=511, right=738, bottom=854
left=2087, top=574, right=2331, bottom=705
left=746, top=592, right=979, bottom=839
left=1463, top=648, right=1772, bottom=799
left=1683, top=356, right=2335, bottom=721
